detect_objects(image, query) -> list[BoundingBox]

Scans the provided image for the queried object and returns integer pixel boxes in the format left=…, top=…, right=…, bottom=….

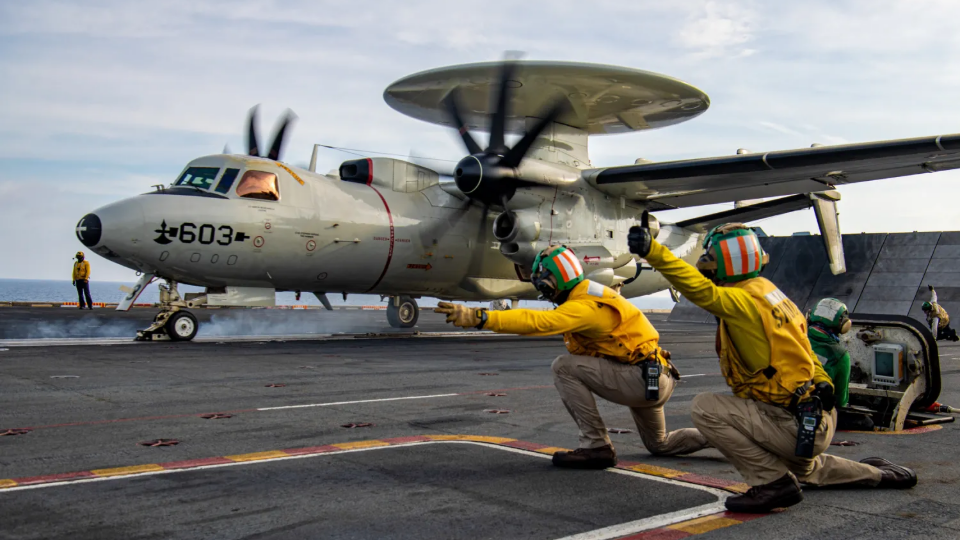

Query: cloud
left=2, top=0, right=960, bottom=283
left=674, top=1, right=758, bottom=58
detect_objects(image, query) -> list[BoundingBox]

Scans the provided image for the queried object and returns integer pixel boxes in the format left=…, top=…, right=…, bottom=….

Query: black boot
left=860, top=457, right=917, bottom=489
left=724, top=474, right=803, bottom=513
left=552, top=445, right=617, bottom=469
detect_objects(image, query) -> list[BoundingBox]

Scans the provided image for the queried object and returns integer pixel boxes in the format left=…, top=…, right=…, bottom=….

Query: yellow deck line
left=668, top=514, right=743, bottom=534
left=92, top=464, right=165, bottom=477
left=225, top=450, right=289, bottom=462
left=332, top=440, right=391, bottom=450
left=0, top=479, right=18, bottom=488
left=623, top=463, right=687, bottom=478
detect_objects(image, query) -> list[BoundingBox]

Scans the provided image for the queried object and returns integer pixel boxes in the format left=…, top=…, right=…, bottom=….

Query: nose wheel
left=135, top=280, right=206, bottom=341
left=166, top=311, right=199, bottom=341
left=387, top=296, right=419, bottom=328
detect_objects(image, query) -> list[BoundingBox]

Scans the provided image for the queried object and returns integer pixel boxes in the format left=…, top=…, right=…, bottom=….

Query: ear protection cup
left=696, top=251, right=718, bottom=281
left=532, top=270, right=557, bottom=300
left=839, top=317, right=852, bottom=334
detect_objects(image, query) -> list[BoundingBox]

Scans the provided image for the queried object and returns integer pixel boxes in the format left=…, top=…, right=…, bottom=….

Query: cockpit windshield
left=175, top=167, right=221, bottom=190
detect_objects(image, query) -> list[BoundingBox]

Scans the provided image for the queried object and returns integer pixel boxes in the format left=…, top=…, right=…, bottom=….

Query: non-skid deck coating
left=0, top=441, right=726, bottom=540
left=1, top=311, right=960, bottom=539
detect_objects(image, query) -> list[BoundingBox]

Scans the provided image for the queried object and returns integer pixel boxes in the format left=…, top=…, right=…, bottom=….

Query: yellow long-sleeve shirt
left=645, top=240, right=769, bottom=373
left=485, top=294, right=620, bottom=337
left=72, top=260, right=91, bottom=281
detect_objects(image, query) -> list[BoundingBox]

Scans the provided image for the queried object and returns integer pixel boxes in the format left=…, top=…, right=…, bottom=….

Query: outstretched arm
left=485, top=300, right=617, bottom=336
left=642, top=240, right=761, bottom=325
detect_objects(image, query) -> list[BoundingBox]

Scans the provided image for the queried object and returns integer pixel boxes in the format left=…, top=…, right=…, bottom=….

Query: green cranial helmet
left=696, top=223, right=769, bottom=283
left=531, top=245, right=584, bottom=298
left=922, top=301, right=933, bottom=311
left=808, top=298, right=851, bottom=334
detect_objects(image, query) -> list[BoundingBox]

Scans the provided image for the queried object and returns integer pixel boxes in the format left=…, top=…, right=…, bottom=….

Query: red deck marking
left=673, top=473, right=743, bottom=490
left=617, top=527, right=691, bottom=539
left=364, top=185, right=394, bottom=293
left=159, top=457, right=233, bottom=469
left=13, top=471, right=96, bottom=485
left=719, top=511, right=764, bottom=523
left=282, top=445, right=341, bottom=456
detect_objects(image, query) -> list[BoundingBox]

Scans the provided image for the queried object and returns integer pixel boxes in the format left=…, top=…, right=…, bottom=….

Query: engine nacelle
left=493, top=209, right=542, bottom=267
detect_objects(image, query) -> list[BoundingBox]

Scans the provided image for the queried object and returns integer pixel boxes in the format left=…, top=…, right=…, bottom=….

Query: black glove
left=627, top=211, right=653, bottom=257
left=813, top=382, right=836, bottom=412
left=929, top=284, right=935, bottom=291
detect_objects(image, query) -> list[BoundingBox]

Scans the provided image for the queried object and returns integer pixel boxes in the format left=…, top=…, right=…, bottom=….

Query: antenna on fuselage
left=309, top=144, right=320, bottom=173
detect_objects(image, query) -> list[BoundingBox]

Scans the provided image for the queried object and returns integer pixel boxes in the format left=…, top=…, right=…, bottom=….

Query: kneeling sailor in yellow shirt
left=628, top=216, right=917, bottom=513
left=435, top=245, right=709, bottom=470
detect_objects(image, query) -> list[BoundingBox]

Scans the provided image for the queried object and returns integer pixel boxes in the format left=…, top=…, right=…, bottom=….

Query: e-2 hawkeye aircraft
left=75, top=58, right=960, bottom=341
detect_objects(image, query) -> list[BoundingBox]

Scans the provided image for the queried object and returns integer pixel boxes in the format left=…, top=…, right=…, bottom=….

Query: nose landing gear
left=136, top=280, right=205, bottom=341
left=387, top=295, right=419, bottom=328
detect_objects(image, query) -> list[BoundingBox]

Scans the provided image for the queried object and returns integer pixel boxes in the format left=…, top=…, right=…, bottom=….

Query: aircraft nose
left=75, top=214, right=102, bottom=247
left=78, top=198, right=146, bottom=255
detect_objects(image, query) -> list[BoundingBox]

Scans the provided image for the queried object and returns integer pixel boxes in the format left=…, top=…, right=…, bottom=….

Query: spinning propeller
left=442, top=56, right=571, bottom=208
left=439, top=55, right=571, bottom=278
left=245, top=105, right=298, bottom=161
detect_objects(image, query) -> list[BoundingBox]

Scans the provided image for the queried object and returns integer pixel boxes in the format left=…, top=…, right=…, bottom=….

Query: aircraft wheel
left=166, top=311, right=199, bottom=341
left=387, top=296, right=419, bottom=328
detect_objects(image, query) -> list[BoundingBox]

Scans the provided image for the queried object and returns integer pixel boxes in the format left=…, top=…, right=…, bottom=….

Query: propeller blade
left=466, top=203, right=492, bottom=277
left=499, top=96, right=570, bottom=168
left=246, top=105, right=261, bottom=157
left=267, top=109, right=298, bottom=161
left=442, top=88, right=483, bottom=155
left=487, top=58, right=520, bottom=155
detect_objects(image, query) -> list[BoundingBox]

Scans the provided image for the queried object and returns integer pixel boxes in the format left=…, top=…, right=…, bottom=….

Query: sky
left=2, top=0, right=960, bottom=282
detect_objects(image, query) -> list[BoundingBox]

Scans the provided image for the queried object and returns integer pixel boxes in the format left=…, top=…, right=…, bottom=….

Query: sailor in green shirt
left=807, top=298, right=873, bottom=431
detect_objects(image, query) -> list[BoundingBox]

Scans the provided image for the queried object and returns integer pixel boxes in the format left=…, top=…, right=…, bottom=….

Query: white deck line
left=256, top=393, right=461, bottom=411
left=0, top=440, right=729, bottom=539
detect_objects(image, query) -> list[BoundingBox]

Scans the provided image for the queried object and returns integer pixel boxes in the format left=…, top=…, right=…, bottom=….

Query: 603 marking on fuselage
left=153, top=221, right=250, bottom=246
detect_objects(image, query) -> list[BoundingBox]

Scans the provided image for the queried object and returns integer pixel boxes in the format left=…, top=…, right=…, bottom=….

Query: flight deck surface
left=1, top=312, right=959, bottom=539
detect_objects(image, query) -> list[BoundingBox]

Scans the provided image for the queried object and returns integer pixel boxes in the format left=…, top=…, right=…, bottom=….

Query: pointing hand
left=627, top=211, right=653, bottom=257
left=435, top=302, right=486, bottom=329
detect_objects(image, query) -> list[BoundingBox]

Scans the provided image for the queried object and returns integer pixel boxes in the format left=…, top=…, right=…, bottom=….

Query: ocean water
left=0, top=279, right=676, bottom=310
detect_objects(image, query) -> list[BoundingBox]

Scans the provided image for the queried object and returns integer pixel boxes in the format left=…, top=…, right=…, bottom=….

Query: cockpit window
left=175, top=167, right=221, bottom=190
left=215, top=168, right=240, bottom=194
left=236, top=170, right=279, bottom=201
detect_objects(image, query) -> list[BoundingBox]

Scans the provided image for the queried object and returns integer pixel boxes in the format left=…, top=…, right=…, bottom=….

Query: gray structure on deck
left=668, top=231, right=960, bottom=325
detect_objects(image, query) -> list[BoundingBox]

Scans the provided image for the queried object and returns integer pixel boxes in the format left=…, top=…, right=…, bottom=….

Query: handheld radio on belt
left=645, top=362, right=661, bottom=401
left=794, top=397, right=823, bottom=459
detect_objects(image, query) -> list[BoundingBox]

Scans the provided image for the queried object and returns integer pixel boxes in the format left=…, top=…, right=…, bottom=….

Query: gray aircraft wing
left=584, top=134, right=960, bottom=208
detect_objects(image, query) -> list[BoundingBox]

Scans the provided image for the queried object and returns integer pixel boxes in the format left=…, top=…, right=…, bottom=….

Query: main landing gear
left=136, top=280, right=205, bottom=341
left=387, top=295, right=419, bottom=328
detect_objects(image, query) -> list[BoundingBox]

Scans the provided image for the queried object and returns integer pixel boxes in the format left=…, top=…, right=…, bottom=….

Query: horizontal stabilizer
left=675, top=190, right=846, bottom=275
left=674, top=194, right=813, bottom=232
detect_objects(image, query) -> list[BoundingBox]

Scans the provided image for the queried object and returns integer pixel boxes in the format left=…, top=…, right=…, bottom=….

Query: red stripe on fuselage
left=365, top=185, right=394, bottom=293
left=366, top=158, right=373, bottom=185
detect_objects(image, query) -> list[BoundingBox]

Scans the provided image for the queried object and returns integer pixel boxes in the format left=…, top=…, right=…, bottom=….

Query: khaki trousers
left=551, top=354, right=710, bottom=455
left=691, top=392, right=883, bottom=487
